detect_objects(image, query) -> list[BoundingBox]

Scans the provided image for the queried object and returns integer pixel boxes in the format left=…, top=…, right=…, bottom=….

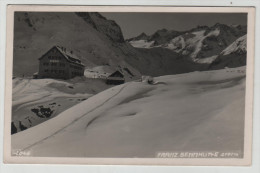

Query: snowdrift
left=12, top=77, right=111, bottom=133
left=12, top=67, right=246, bottom=157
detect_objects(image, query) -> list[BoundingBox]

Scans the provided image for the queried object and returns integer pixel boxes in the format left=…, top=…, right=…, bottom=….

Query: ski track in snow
left=19, top=84, right=128, bottom=152
left=84, top=84, right=127, bottom=130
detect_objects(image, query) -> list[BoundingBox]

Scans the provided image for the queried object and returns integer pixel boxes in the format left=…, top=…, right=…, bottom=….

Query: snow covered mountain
left=128, top=24, right=247, bottom=63
left=209, top=35, right=247, bottom=69
left=14, top=12, right=207, bottom=79
left=12, top=67, right=246, bottom=157
left=127, top=29, right=182, bottom=47
left=221, top=34, right=247, bottom=56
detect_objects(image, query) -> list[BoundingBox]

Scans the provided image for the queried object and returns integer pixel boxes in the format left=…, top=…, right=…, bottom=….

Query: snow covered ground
left=84, top=65, right=114, bottom=79
left=12, top=77, right=111, bottom=133
left=12, top=67, right=246, bottom=158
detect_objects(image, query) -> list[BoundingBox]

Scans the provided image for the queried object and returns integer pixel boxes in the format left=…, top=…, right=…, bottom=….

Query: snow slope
left=221, top=35, right=247, bottom=55
left=12, top=77, right=112, bottom=133
left=12, top=67, right=246, bottom=157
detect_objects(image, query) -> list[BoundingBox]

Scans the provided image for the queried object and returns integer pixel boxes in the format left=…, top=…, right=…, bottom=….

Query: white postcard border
left=3, top=5, right=256, bottom=166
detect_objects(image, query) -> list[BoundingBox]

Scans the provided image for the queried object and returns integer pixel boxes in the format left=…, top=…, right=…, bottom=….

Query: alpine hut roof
left=39, top=46, right=85, bottom=67
left=108, top=70, right=124, bottom=78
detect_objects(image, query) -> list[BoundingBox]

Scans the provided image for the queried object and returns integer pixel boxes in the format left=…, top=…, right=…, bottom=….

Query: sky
left=101, top=13, right=247, bottom=39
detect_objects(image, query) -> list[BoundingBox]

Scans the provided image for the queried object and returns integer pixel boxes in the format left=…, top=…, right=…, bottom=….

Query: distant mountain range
left=127, top=23, right=247, bottom=67
left=13, top=12, right=247, bottom=79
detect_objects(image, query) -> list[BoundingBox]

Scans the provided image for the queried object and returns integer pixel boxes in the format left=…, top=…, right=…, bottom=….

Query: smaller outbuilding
left=106, top=70, right=125, bottom=85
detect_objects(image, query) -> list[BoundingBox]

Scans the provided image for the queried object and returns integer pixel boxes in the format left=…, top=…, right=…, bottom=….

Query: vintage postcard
left=4, top=5, right=255, bottom=165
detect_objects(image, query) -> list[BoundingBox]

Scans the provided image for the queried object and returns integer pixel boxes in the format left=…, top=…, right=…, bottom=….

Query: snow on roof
left=108, top=70, right=124, bottom=78
left=55, top=46, right=85, bottom=66
left=39, top=46, right=85, bottom=66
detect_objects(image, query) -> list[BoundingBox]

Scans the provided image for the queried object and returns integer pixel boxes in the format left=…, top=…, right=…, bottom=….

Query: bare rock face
left=11, top=122, right=17, bottom=135
left=126, top=32, right=150, bottom=42
left=76, top=12, right=125, bottom=43
left=13, top=12, right=140, bottom=80
left=148, top=29, right=182, bottom=46
left=209, top=35, right=247, bottom=70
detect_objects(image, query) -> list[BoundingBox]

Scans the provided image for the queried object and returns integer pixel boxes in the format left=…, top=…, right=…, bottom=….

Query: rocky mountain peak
left=128, top=22, right=247, bottom=65
left=126, top=32, right=149, bottom=42
left=76, top=12, right=125, bottom=43
left=221, top=34, right=247, bottom=55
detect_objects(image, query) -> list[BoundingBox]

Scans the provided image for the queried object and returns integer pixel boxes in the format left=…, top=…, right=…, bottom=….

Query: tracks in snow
left=19, top=84, right=128, bottom=153
left=84, top=84, right=128, bottom=130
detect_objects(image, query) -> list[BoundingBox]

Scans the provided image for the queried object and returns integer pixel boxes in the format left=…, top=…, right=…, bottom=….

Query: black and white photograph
left=4, top=5, right=255, bottom=165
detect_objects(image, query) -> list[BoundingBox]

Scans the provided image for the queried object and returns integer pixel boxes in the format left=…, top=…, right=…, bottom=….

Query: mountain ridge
left=13, top=12, right=207, bottom=79
left=128, top=23, right=247, bottom=63
left=13, top=12, right=247, bottom=79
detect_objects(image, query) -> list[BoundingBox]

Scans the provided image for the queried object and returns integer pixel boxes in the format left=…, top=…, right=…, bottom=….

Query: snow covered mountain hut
left=38, top=46, right=85, bottom=79
left=106, top=70, right=125, bottom=85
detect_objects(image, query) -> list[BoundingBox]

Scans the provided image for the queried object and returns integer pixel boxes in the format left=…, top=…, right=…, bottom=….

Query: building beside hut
left=38, top=46, right=85, bottom=79
left=106, top=70, right=125, bottom=85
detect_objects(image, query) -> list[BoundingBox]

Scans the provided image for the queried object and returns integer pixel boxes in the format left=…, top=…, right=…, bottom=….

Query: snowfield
left=129, top=40, right=155, bottom=48
left=12, top=67, right=246, bottom=157
left=12, top=77, right=111, bottom=133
